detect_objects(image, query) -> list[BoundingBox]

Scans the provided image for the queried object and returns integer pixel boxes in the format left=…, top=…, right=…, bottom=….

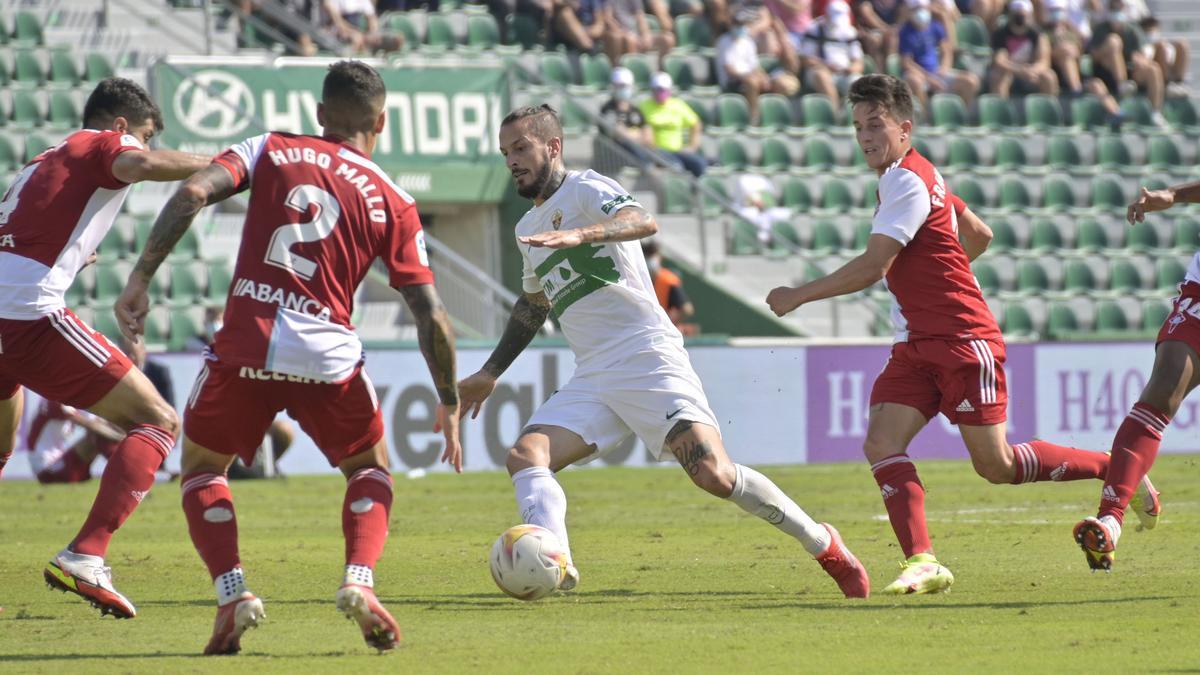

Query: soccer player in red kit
left=115, top=61, right=460, bottom=655
left=1072, top=180, right=1200, bottom=571
left=765, top=74, right=1158, bottom=594
left=0, top=78, right=210, bottom=618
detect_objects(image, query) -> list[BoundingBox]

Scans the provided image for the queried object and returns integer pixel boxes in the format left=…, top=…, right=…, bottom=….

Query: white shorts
left=526, top=346, right=720, bottom=462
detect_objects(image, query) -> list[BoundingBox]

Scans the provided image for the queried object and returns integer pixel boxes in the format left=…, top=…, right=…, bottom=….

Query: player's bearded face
left=515, top=147, right=553, bottom=199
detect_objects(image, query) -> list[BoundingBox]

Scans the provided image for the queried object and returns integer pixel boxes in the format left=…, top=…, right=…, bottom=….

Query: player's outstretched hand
left=114, top=278, right=151, bottom=342
left=433, top=402, right=463, bottom=474
left=1128, top=186, right=1174, bottom=223
left=766, top=286, right=802, bottom=317
left=457, top=370, right=497, bottom=420
left=518, top=230, right=584, bottom=249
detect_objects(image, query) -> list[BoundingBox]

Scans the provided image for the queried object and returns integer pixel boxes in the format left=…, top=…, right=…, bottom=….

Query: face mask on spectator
left=1010, top=12, right=1028, bottom=28
left=1048, top=8, right=1066, bottom=23
left=615, top=86, right=633, bottom=101
left=733, top=25, right=750, bottom=39
left=653, top=88, right=671, bottom=103
left=913, top=8, right=931, bottom=26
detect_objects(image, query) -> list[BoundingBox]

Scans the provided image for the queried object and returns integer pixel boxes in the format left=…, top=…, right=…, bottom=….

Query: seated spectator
left=377, top=0, right=439, bottom=10
left=957, top=0, right=1002, bottom=29
left=235, top=0, right=318, bottom=56
left=766, top=0, right=814, bottom=45
left=988, top=0, right=1057, bottom=96
left=717, top=9, right=802, bottom=123
left=1044, top=0, right=1123, bottom=125
left=855, top=0, right=903, bottom=74
left=607, top=0, right=676, bottom=64
left=323, top=0, right=404, bottom=54
left=639, top=72, right=708, bottom=176
left=898, top=0, right=979, bottom=114
left=642, top=240, right=698, bottom=336
left=798, top=0, right=864, bottom=112
left=732, top=172, right=793, bottom=247
left=599, top=66, right=655, bottom=162
left=1140, top=17, right=1189, bottom=94
left=1089, top=0, right=1166, bottom=126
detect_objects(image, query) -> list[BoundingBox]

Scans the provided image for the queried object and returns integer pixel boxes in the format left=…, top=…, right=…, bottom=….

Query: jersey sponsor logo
left=231, top=277, right=332, bottom=321
left=599, top=194, right=635, bottom=215
left=119, top=134, right=143, bottom=149
left=0, top=234, right=13, bottom=248
left=551, top=209, right=563, bottom=230
left=238, top=366, right=320, bottom=383
left=173, top=70, right=256, bottom=139
left=533, top=244, right=619, bottom=316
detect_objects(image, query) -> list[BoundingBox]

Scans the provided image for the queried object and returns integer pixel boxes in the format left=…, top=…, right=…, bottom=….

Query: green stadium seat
left=1155, top=258, right=1186, bottom=290
left=803, top=137, right=836, bottom=169
left=12, top=48, right=43, bottom=86
left=978, top=94, right=1016, bottom=129
left=505, top=13, right=541, bottom=50
left=22, top=133, right=51, bottom=163
left=143, top=307, right=169, bottom=349
left=992, top=137, right=1028, bottom=170
left=621, top=53, right=655, bottom=89
left=715, top=93, right=751, bottom=131
left=170, top=227, right=201, bottom=260
left=92, top=263, right=125, bottom=304
left=680, top=95, right=712, bottom=126
left=1173, top=217, right=1200, bottom=251
left=92, top=311, right=121, bottom=342
left=953, top=176, right=986, bottom=207
left=13, top=11, right=44, bottom=46
left=1109, top=259, right=1143, bottom=292
left=539, top=52, right=574, bottom=87
left=1127, top=222, right=1159, bottom=251
left=772, top=221, right=803, bottom=250
left=759, top=138, right=792, bottom=171
left=1094, top=300, right=1128, bottom=331
left=0, top=14, right=8, bottom=45
left=579, top=53, right=612, bottom=90
left=730, top=218, right=759, bottom=254
left=424, top=13, right=458, bottom=49
left=955, top=15, right=988, bottom=51
left=1143, top=300, right=1171, bottom=330
left=998, top=177, right=1032, bottom=210
left=1062, top=259, right=1097, bottom=293
left=1023, top=94, right=1064, bottom=129
left=465, top=14, right=500, bottom=49
left=912, top=138, right=933, bottom=160
left=930, top=93, right=968, bottom=130
left=811, top=219, right=843, bottom=252
left=1096, top=136, right=1134, bottom=168
left=1091, top=177, right=1126, bottom=210
left=1046, top=302, right=1080, bottom=338
left=64, top=278, right=88, bottom=308
left=1030, top=218, right=1064, bottom=250
left=383, top=13, right=421, bottom=47
left=716, top=137, right=749, bottom=170
left=800, top=94, right=838, bottom=129
left=674, top=14, right=713, bottom=49
left=660, top=175, right=694, bottom=214
left=48, top=49, right=80, bottom=86
left=168, top=307, right=203, bottom=352
left=698, top=175, right=728, bottom=215
left=206, top=263, right=233, bottom=301
left=0, top=134, right=18, bottom=170
left=1042, top=176, right=1076, bottom=209
left=989, top=219, right=1017, bottom=251
left=11, top=90, right=41, bottom=129
left=782, top=177, right=812, bottom=209
left=860, top=177, right=878, bottom=208
left=47, top=91, right=78, bottom=129
left=1164, top=96, right=1198, bottom=129
left=945, top=137, right=980, bottom=168
left=1119, top=96, right=1155, bottom=127
left=669, top=0, right=700, bottom=16
left=1070, top=95, right=1109, bottom=129
left=169, top=265, right=203, bottom=305
left=559, top=100, right=589, bottom=133
left=663, top=54, right=697, bottom=91
left=95, top=228, right=128, bottom=260
left=756, top=94, right=794, bottom=130
left=853, top=219, right=873, bottom=249
left=1075, top=218, right=1108, bottom=251
left=1016, top=259, right=1050, bottom=293
left=973, top=261, right=1001, bottom=293
left=819, top=180, right=854, bottom=212
left=1003, top=303, right=1036, bottom=335
left=1147, top=135, right=1184, bottom=168
left=1045, top=135, right=1083, bottom=169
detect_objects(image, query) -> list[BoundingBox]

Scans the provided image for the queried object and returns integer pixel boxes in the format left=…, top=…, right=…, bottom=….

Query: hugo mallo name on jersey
left=209, top=132, right=433, bottom=382
left=515, top=170, right=682, bottom=372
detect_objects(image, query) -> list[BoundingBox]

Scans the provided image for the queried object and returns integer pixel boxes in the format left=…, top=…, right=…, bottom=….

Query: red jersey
left=0, top=130, right=144, bottom=320
left=209, top=132, right=433, bottom=380
left=870, top=148, right=1000, bottom=342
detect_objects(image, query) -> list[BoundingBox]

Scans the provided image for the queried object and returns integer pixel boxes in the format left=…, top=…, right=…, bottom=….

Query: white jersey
left=516, top=170, right=682, bottom=372
left=1185, top=252, right=1200, bottom=286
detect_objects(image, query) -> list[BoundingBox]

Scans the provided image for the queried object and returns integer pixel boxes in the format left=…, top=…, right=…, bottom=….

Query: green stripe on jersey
left=533, top=244, right=619, bottom=316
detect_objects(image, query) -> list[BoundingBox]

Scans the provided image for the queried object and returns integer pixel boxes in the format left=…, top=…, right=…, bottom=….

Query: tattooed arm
left=111, top=149, right=212, bottom=184
left=458, top=291, right=551, bottom=419
left=398, top=283, right=463, bottom=472
left=114, top=163, right=239, bottom=339
left=517, top=206, right=659, bottom=249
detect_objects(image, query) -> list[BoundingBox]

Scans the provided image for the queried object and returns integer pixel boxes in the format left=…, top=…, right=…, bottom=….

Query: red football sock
left=37, top=450, right=92, bottom=484
left=181, top=472, right=242, bottom=579
left=871, top=454, right=932, bottom=558
left=343, top=467, right=393, bottom=568
left=1010, top=440, right=1108, bottom=483
left=1098, top=403, right=1169, bottom=524
left=70, top=424, right=173, bottom=557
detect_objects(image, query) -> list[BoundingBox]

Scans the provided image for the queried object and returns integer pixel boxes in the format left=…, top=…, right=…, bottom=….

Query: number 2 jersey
left=0, top=130, right=145, bottom=320
left=210, top=132, right=433, bottom=382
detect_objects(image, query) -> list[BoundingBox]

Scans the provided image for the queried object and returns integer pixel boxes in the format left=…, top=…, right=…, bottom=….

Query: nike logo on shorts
left=666, top=408, right=684, bottom=420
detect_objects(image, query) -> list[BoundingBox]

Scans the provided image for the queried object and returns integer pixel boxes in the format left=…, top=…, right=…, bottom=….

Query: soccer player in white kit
left=457, top=105, right=870, bottom=598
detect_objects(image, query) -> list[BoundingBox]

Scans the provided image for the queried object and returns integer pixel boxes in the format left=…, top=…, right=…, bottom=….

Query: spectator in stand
left=799, top=0, right=865, bottom=112
left=1140, top=16, right=1189, bottom=94
left=767, top=0, right=814, bottom=46
left=376, top=0, right=439, bottom=10
left=988, top=0, right=1058, bottom=96
left=235, top=0, right=319, bottom=56
left=717, top=9, right=802, bottom=123
left=607, top=0, right=676, bottom=64
left=642, top=240, right=698, bottom=336
left=855, top=0, right=903, bottom=75
left=732, top=172, right=793, bottom=248
left=323, top=0, right=404, bottom=53
left=1044, top=0, right=1124, bottom=126
left=1089, top=0, right=1166, bottom=126
left=640, top=72, right=708, bottom=176
left=958, top=0, right=1002, bottom=30
left=898, top=0, right=979, bottom=114
left=599, top=67, right=655, bottom=162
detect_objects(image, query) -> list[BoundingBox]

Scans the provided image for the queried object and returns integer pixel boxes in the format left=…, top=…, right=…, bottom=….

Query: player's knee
left=862, top=434, right=900, bottom=463
left=505, top=444, right=543, bottom=475
left=145, top=404, right=180, bottom=436
left=971, top=456, right=1014, bottom=484
left=690, top=460, right=735, bottom=498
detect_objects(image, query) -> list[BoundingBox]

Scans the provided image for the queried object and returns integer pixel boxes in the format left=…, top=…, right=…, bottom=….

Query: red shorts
left=183, top=358, right=384, bottom=467
left=0, top=308, right=133, bottom=407
left=1157, top=281, right=1200, bottom=351
left=870, top=338, right=1008, bottom=426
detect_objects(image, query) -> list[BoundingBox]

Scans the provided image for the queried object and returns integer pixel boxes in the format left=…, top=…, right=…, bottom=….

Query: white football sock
left=1099, top=515, right=1122, bottom=546
left=728, top=464, right=831, bottom=556
left=214, top=567, right=248, bottom=606
left=512, top=466, right=571, bottom=559
left=344, top=563, right=373, bottom=588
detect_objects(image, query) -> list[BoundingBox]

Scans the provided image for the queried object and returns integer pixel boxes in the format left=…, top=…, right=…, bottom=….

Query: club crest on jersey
left=1168, top=310, right=1185, bottom=333
left=551, top=209, right=563, bottom=230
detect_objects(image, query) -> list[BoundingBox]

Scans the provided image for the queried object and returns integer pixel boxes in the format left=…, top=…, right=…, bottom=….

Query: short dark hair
left=82, top=77, right=164, bottom=132
left=322, top=60, right=387, bottom=132
left=847, top=74, right=915, bottom=124
left=501, top=104, right=562, bottom=143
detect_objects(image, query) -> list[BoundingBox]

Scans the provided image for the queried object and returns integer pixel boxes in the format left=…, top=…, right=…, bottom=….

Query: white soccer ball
left=489, top=524, right=568, bottom=601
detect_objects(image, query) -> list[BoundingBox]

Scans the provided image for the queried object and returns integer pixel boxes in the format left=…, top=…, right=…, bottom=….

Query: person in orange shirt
left=642, top=240, right=697, bottom=334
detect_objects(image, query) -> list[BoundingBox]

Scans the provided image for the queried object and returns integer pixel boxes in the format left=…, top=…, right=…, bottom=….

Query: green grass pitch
left=1, top=455, right=1198, bottom=673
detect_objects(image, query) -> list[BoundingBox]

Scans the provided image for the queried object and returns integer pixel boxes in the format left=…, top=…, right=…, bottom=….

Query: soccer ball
left=489, top=524, right=568, bottom=601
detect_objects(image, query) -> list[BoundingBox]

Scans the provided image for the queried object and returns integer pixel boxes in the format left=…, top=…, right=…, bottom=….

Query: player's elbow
left=643, top=217, right=659, bottom=237
left=175, top=179, right=211, bottom=210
